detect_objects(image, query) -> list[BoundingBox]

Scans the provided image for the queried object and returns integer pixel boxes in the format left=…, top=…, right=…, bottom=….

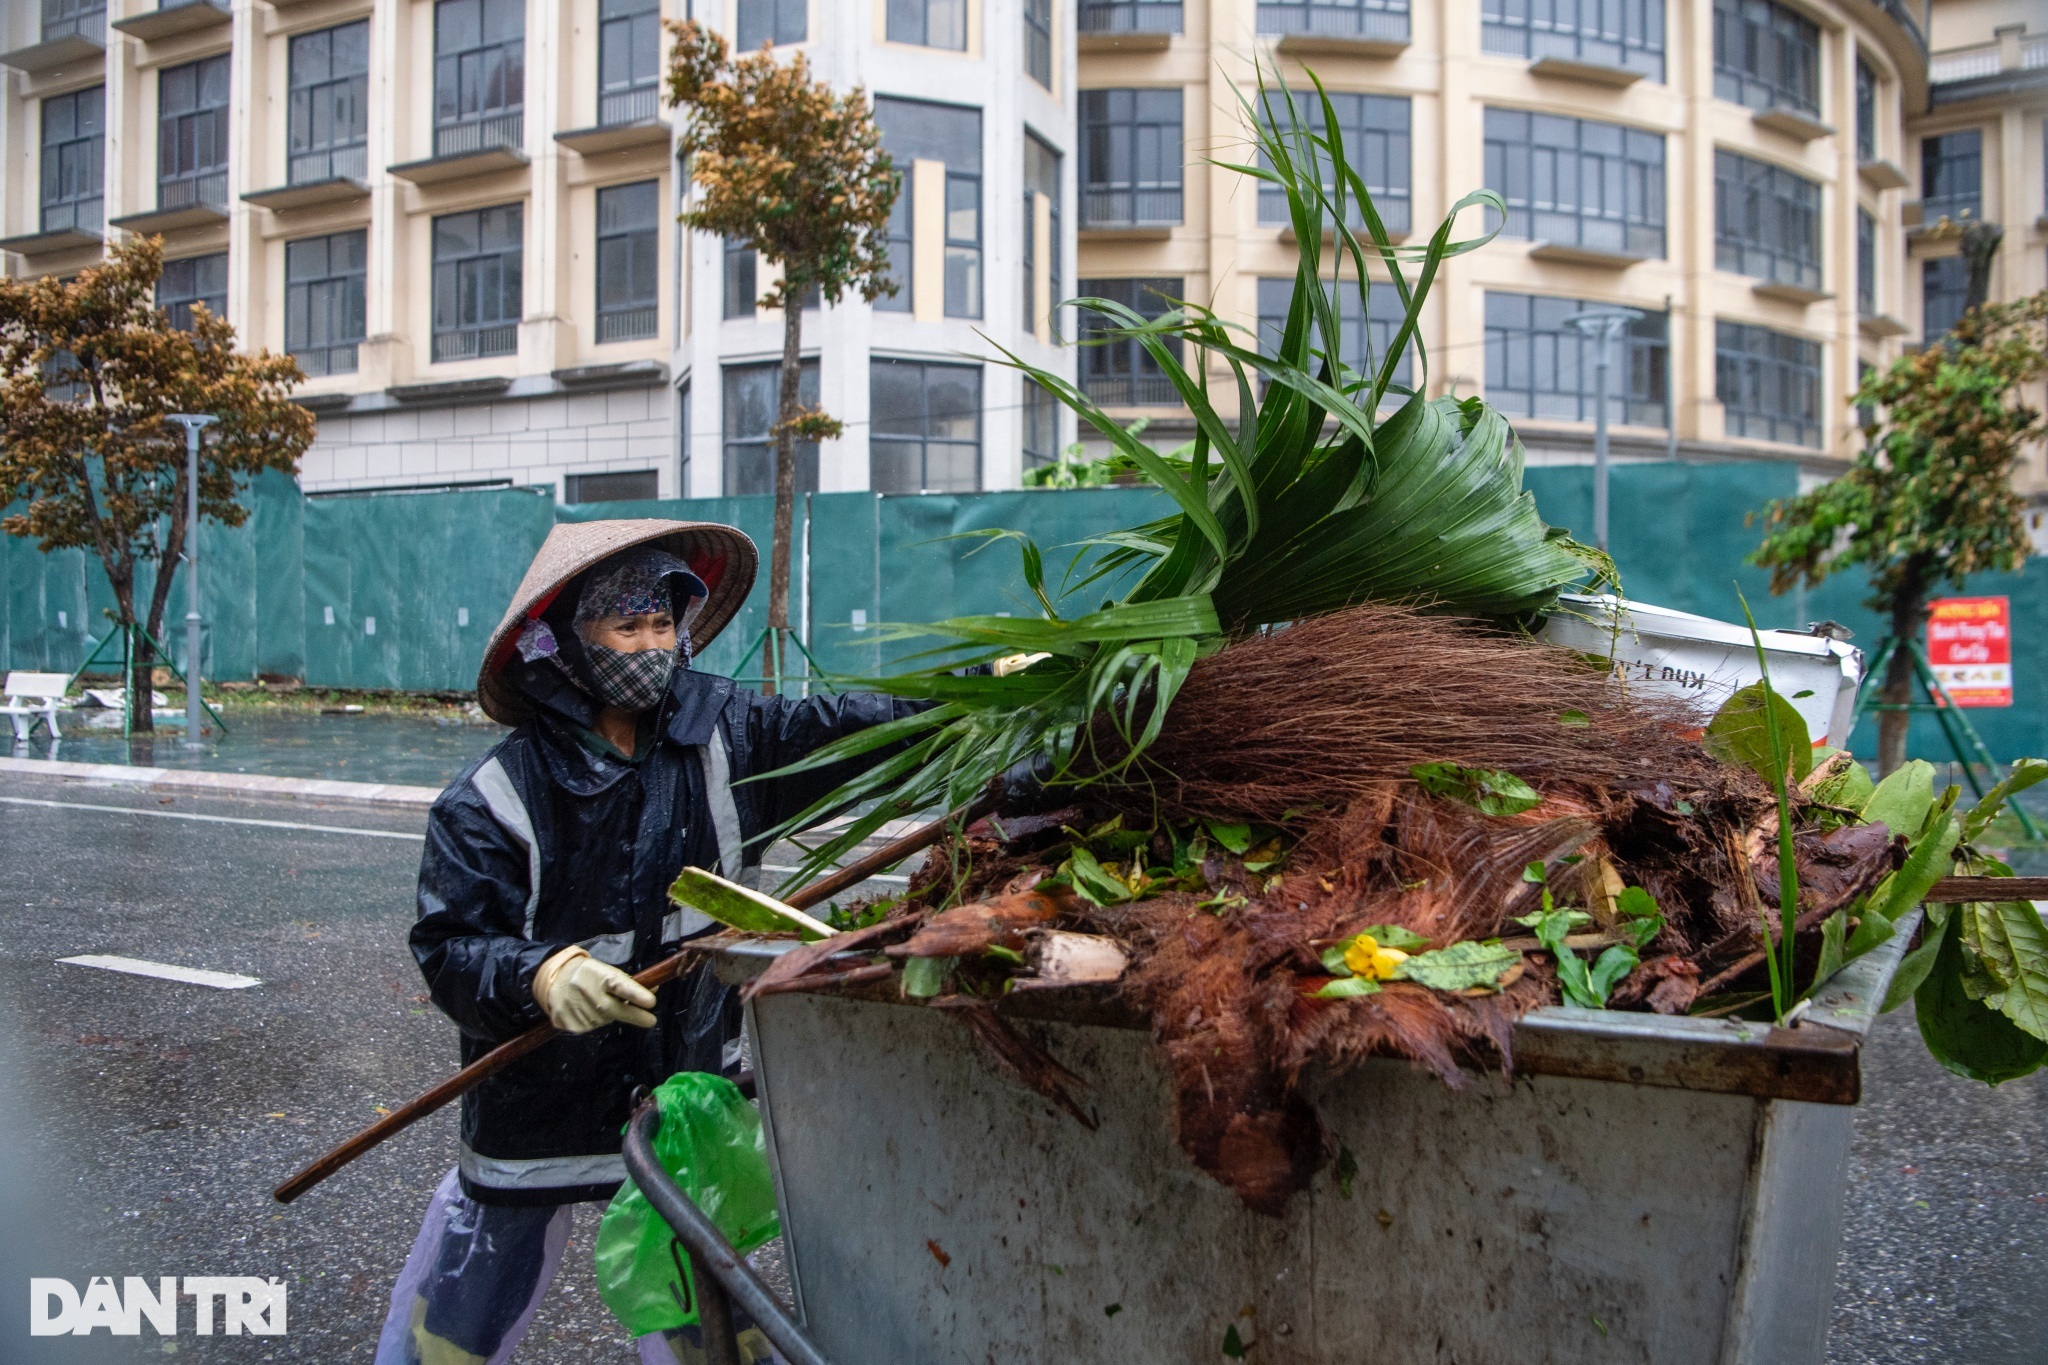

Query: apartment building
left=0, top=0, right=1076, bottom=500
left=1070, top=0, right=2043, bottom=498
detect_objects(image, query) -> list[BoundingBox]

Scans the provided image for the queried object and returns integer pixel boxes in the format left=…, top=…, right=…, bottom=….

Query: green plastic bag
left=594, top=1072, right=781, bottom=1337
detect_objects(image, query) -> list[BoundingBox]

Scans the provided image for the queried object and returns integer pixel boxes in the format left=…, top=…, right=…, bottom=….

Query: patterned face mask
left=580, top=638, right=677, bottom=712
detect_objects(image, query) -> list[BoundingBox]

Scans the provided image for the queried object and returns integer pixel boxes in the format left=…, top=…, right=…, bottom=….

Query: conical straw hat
left=478, top=518, right=757, bottom=724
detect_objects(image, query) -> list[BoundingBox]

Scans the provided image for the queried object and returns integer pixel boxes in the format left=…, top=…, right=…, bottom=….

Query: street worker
left=377, top=519, right=921, bottom=1365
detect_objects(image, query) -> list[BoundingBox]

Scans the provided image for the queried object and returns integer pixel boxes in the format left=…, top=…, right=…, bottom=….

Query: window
left=1712, top=0, right=1819, bottom=115
left=887, top=0, right=966, bottom=50
left=1080, top=1, right=1183, bottom=33
left=1081, top=90, right=1183, bottom=227
left=286, top=230, right=367, bottom=377
left=873, top=98, right=983, bottom=319
left=1258, top=91, right=1411, bottom=236
left=678, top=382, right=692, bottom=492
left=1483, top=292, right=1668, bottom=427
left=600, top=0, right=662, bottom=124
left=723, top=237, right=757, bottom=319
left=1714, top=150, right=1820, bottom=291
left=42, top=0, right=105, bottom=44
left=1715, top=320, right=1821, bottom=448
left=159, top=54, right=230, bottom=213
left=1483, top=108, right=1664, bottom=258
left=722, top=360, right=820, bottom=496
left=871, top=359, right=982, bottom=492
left=1856, top=208, right=1876, bottom=316
left=1256, top=0, right=1410, bottom=45
left=1025, top=0, right=1053, bottom=87
left=736, top=0, right=806, bottom=52
left=1922, top=255, right=1968, bottom=339
left=1481, top=0, right=1664, bottom=82
left=565, top=470, right=659, bottom=503
left=431, top=204, right=522, bottom=361
left=1024, top=131, right=1063, bottom=333
left=1854, top=56, right=1877, bottom=163
left=1921, top=130, right=1982, bottom=224
left=289, top=22, right=368, bottom=185
left=596, top=182, right=660, bottom=342
left=1258, top=277, right=1415, bottom=392
left=1855, top=359, right=1876, bottom=433
left=434, top=0, right=525, bottom=159
left=1023, top=379, right=1061, bottom=471
left=158, top=253, right=226, bottom=332
left=39, top=86, right=103, bottom=235
left=1079, top=278, right=1182, bottom=406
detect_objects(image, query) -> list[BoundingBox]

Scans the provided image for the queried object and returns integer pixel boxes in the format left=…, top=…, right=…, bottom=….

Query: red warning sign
left=1926, top=596, right=2012, bottom=707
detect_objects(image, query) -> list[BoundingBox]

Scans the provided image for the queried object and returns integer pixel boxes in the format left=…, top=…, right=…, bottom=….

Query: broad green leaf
left=1357, top=924, right=1431, bottom=952
left=1395, top=940, right=1521, bottom=992
left=668, top=867, right=838, bottom=941
left=1962, top=757, right=2048, bottom=843
left=1320, top=943, right=1354, bottom=976
left=1586, top=944, right=1639, bottom=1003
left=1313, top=975, right=1382, bottom=999
left=1881, top=923, right=1942, bottom=1013
left=1959, top=900, right=2048, bottom=1042
left=1409, top=761, right=1542, bottom=817
left=1844, top=902, right=1895, bottom=960
left=1862, top=760, right=1936, bottom=844
left=1808, top=910, right=1848, bottom=994
left=1702, top=681, right=1813, bottom=784
left=901, top=955, right=953, bottom=999
left=1064, top=846, right=1138, bottom=907
left=1867, top=812, right=1961, bottom=924
left=1915, top=912, right=2048, bottom=1084
left=1207, top=821, right=1254, bottom=854
left=1810, top=752, right=1877, bottom=814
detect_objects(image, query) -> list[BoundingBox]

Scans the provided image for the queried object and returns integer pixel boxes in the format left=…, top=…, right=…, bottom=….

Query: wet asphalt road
left=1, top=772, right=2043, bottom=1364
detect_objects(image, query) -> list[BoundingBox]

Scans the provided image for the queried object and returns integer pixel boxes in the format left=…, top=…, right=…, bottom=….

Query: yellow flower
left=1342, top=936, right=1411, bottom=980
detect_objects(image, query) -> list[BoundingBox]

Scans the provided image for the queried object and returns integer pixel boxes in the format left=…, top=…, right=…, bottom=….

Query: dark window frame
left=735, top=0, right=806, bottom=53
left=433, top=0, right=525, bottom=159
left=1257, top=276, right=1416, bottom=395
left=1079, top=1, right=1183, bottom=33
left=1081, top=88, right=1183, bottom=228
left=39, top=85, right=104, bottom=235
left=1258, top=89, right=1412, bottom=237
left=1712, top=0, right=1820, bottom=116
left=723, top=237, right=757, bottom=319
left=564, top=470, right=660, bottom=504
left=1483, top=290, right=1669, bottom=428
left=286, top=229, right=368, bottom=377
left=289, top=21, right=369, bottom=186
left=158, top=53, right=231, bottom=213
left=431, top=203, right=523, bottom=362
left=870, top=358, right=983, bottom=493
left=886, top=0, right=967, bottom=50
left=42, top=0, right=105, bottom=44
left=1483, top=106, right=1664, bottom=258
left=1921, top=254, right=1969, bottom=340
left=722, top=359, right=821, bottom=496
left=1078, top=277, right=1183, bottom=407
left=873, top=97, right=983, bottom=316
left=1854, top=55, right=1877, bottom=163
left=1481, top=0, right=1665, bottom=82
left=1256, top=0, right=1411, bottom=45
left=1856, top=207, right=1876, bottom=316
left=1022, top=378, right=1061, bottom=471
left=1920, top=128, right=1982, bottom=224
left=600, top=0, right=663, bottom=125
left=1713, top=149, right=1821, bottom=291
left=158, top=252, right=227, bottom=333
left=1025, top=0, right=1053, bottom=88
left=1024, top=130, right=1063, bottom=336
left=1715, top=319, right=1822, bottom=448
left=597, top=180, right=660, bottom=343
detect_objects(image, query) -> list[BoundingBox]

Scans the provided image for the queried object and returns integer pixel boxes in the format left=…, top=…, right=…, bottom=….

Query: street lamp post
left=167, top=414, right=218, bottom=747
left=1563, top=307, right=1644, bottom=553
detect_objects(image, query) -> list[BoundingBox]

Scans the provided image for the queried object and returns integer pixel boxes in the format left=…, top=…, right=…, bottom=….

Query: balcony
left=111, top=0, right=229, bottom=42
left=1079, top=2, right=1181, bottom=51
left=111, top=172, right=228, bottom=234
left=1080, top=188, right=1183, bottom=232
left=1, top=1, right=105, bottom=74
left=557, top=89, right=671, bottom=156
left=1752, top=106, right=1835, bottom=142
left=1082, top=373, right=1180, bottom=407
left=391, top=115, right=528, bottom=185
left=245, top=145, right=373, bottom=211
left=1929, top=26, right=2048, bottom=105
left=1260, top=1, right=1410, bottom=58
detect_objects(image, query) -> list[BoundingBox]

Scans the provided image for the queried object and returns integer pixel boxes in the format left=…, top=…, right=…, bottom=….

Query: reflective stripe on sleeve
left=471, top=756, right=542, bottom=938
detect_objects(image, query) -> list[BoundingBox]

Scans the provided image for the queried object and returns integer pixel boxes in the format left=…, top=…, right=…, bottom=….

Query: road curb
left=0, top=756, right=443, bottom=809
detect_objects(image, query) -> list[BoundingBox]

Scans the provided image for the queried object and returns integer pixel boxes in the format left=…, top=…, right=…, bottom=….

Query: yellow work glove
left=531, top=946, right=658, bottom=1034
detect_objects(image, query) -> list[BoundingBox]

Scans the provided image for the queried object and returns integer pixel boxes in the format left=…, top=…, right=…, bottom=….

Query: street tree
left=667, top=20, right=898, bottom=692
left=0, top=237, right=313, bottom=730
left=1751, top=289, right=2047, bottom=774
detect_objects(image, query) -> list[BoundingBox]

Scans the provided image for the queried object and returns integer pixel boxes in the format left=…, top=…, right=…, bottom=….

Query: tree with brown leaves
left=667, top=21, right=898, bottom=693
left=0, top=238, right=313, bottom=730
left=1752, top=291, right=2046, bottom=774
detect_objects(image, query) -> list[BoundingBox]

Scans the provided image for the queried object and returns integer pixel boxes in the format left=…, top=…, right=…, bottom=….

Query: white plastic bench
left=2, top=671, right=72, bottom=740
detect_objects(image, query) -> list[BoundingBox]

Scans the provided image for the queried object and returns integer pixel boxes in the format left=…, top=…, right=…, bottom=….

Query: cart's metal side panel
left=1717, top=1100, right=1855, bottom=1365
left=749, top=991, right=1781, bottom=1365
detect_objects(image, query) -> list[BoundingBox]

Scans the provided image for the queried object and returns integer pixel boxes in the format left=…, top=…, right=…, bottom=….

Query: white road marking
left=59, top=955, right=262, bottom=990
left=0, top=795, right=424, bottom=841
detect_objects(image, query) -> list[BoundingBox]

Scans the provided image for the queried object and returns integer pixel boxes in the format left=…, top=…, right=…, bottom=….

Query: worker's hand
left=531, top=946, right=657, bottom=1034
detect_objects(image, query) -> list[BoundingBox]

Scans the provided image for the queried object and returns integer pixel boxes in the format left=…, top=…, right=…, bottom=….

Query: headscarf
left=513, top=547, right=709, bottom=712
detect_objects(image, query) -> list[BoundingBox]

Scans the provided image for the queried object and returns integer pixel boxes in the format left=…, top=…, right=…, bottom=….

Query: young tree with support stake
left=666, top=21, right=898, bottom=694
left=0, top=238, right=313, bottom=731
left=1751, top=289, right=2046, bottom=775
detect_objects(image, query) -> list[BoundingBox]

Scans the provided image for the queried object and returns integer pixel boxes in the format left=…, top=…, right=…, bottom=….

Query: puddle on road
left=8, top=710, right=505, bottom=789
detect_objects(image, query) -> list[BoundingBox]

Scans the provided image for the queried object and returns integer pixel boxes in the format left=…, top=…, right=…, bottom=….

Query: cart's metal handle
left=623, top=1102, right=834, bottom=1365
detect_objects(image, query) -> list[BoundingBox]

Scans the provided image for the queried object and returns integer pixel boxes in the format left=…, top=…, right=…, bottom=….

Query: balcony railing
left=433, top=323, right=517, bottom=363
left=1082, top=373, right=1179, bottom=406
left=292, top=343, right=359, bottom=378
left=41, top=194, right=102, bottom=235
left=1079, top=1, right=1183, bottom=32
left=434, top=112, right=523, bottom=161
left=1930, top=33, right=2048, bottom=84
left=160, top=169, right=228, bottom=213
left=1082, top=188, right=1183, bottom=227
left=598, top=84, right=659, bottom=127
left=290, top=143, right=368, bottom=186
left=597, top=307, right=658, bottom=343
left=1255, top=0, right=1410, bottom=43
left=43, top=0, right=105, bottom=44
